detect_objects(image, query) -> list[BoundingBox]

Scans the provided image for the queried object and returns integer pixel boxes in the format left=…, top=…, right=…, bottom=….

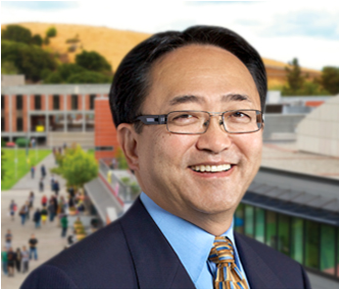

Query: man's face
left=129, top=45, right=263, bottom=233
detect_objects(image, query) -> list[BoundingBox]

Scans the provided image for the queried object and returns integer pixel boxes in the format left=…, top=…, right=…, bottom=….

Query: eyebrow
left=169, top=93, right=251, bottom=106
left=222, top=94, right=252, bottom=103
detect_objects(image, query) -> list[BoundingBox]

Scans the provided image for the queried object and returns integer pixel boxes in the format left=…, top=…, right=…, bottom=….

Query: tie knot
left=209, top=236, right=235, bottom=264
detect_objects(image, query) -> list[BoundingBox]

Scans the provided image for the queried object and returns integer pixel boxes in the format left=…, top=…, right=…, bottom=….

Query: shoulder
left=21, top=218, right=138, bottom=289
left=235, top=232, right=310, bottom=288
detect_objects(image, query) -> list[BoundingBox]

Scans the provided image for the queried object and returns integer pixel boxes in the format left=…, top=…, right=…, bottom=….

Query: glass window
left=291, top=217, right=303, bottom=264
left=234, top=203, right=245, bottom=234
left=35, top=95, right=41, bottom=110
left=53, top=95, right=60, bottom=110
left=304, top=220, right=320, bottom=270
left=16, top=95, right=23, bottom=110
left=255, top=207, right=265, bottom=243
left=1, top=95, right=4, bottom=109
left=89, top=94, right=96, bottom=110
left=1, top=117, right=5, bottom=131
left=266, top=211, right=277, bottom=249
left=1, top=95, right=5, bottom=110
left=16, top=117, right=23, bottom=131
left=71, top=95, right=78, bottom=110
left=320, top=224, right=336, bottom=276
left=244, top=205, right=254, bottom=238
left=278, top=214, right=290, bottom=257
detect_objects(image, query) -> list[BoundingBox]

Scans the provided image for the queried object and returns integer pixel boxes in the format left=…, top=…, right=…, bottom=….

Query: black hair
left=109, top=25, right=267, bottom=132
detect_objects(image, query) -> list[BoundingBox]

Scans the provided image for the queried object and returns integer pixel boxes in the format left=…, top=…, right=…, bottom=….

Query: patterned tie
left=209, top=236, right=249, bottom=289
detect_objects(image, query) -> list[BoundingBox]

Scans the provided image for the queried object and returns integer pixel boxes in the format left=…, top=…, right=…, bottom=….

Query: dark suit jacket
left=21, top=198, right=311, bottom=289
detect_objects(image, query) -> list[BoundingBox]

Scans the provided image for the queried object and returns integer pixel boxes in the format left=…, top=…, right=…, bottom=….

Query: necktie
left=209, top=236, right=249, bottom=289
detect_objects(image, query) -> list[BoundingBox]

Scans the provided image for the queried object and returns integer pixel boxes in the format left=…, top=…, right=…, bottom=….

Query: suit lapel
left=120, top=198, right=195, bottom=289
left=234, top=233, right=285, bottom=289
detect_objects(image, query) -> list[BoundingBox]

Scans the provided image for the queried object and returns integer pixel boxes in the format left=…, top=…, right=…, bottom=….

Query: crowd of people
left=2, top=162, right=87, bottom=278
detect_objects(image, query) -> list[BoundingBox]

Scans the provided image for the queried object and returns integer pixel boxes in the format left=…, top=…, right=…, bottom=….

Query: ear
left=117, top=123, right=139, bottom=171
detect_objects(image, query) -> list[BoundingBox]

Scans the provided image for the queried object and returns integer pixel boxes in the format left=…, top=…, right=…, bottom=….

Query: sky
left=1, top=1, right=339, bottom=70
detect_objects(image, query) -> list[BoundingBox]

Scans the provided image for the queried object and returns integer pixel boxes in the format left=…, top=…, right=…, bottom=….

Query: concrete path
left=1, top=153, right=69, bottom=289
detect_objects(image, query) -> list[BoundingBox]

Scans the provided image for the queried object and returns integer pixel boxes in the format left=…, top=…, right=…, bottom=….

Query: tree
left=66, top=71, right=112, bottom=84
left=46, top=27, right=57, bottom=38
left=282, top=58, right=306, bottom=95
left=43, top=63, right=86, bottom=84
left=1, top=61, right=19, bottom=75
left=31, top=34, right=43, bottom=46
left=75, top=50, right=112, bottom=73
left=320, top=66, right=339, bottom=95
left=2, top=40, right=57, bottom=82
left=1, top=25, right=32, bottom=44
left=61, top=144, right=98, bottom=188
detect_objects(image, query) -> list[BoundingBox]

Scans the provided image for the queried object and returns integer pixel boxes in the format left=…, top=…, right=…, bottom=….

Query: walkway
left=1, top=153, right=69, bottom=289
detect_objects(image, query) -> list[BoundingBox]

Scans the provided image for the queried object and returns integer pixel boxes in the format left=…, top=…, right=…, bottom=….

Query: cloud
left=1, top=1, right=78, bottom=10
left=262, top=10, right=339, bottom=40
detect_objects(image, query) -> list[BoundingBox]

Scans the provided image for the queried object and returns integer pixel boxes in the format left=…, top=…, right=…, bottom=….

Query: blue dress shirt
left=140, top=192, right=249, bottom=289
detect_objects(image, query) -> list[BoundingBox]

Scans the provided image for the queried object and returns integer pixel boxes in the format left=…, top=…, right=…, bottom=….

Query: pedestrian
left=67, top=230, right=77, bottom=248
left=9, top=200, right=17, bottom=221
left=21, top=246, right=29, bottom=273
left=5, top=229, right=12, bottom=250
left=33, top=208, right=41, bottom=228
left=41, top=164, right=46, bottom=179
left=1, top=247, right=8, bottom=276
left=50, top=174, right=55, bottom=191
left=28, top=234, right=38, bottom=260
left=53, top=180, right=60, bottom=196
left=7, top=247, right=16, bottom=277
left=28, top=191, right=34, bottom=208
left=41, top=195, right=47, bottom=207
left=19, top=205, right=27, bottom=225
left=40, top=207, right=48, bottom=225
left=39, top=178, right=44, bottom=192
left=30, top=165, right=35, bottom=179
left=60, top=215, right=68, bottom=238
left=48, top=200, right=56, bottom=222
left=25, top=201, right=30, bottom=221
left=15, top=248, right=22, bottom=273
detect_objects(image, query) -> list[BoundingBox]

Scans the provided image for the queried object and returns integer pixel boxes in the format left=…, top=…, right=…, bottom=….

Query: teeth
left=191, top=164, right=232, bottom=173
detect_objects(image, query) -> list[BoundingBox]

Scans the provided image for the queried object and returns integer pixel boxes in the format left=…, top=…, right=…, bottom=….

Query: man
left=21, top=26, right=310, bottom=288
left=5, top=229, right=12, bottom=250
left=28, top=234, right=38, bottom=261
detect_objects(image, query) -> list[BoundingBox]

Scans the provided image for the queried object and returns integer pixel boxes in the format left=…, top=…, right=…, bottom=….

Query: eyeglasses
left=134, top=109, right=263, bottom=134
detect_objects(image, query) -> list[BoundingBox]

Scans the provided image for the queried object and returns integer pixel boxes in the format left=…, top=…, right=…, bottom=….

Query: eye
left=228, top=111, right=251, bottom=123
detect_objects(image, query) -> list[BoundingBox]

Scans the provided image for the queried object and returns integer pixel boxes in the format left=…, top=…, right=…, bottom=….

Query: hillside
left=1, top=22, right=321, bottom=87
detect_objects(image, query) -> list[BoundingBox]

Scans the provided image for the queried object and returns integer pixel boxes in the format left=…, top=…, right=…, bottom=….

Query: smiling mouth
left=190, top=164, right=232, bottom=173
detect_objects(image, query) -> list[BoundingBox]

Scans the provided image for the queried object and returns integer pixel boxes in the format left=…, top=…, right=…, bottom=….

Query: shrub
left=46, top=27, right=57, bottom=38
left=15, top=137, right=29, bottom=147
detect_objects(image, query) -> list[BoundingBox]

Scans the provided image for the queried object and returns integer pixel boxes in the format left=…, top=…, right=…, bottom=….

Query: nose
left=196, top=116, right=232, bottom=154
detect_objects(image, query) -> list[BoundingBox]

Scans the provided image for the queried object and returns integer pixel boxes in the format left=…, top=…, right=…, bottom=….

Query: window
left=35, top=95, right=41, bottom=110
left=304, top=220, right=319, bottom=270
left=16, top=117, right=23, bottom=131
left=1, top=117, right=5, bottom=131
left=95, top=146, right=114, bottom=151
left=278, top=214, right=290, bottom=257
left=89, top=94, right=96, bottom=110
left=291, top=217, right=303, bottom=264
left=244, top=205, right=254, bottom=238
left=71, top=95, right=78, bottom=110
left=234, top=203, right=245, bottom=234
left=16, top=95, right=23, bottom=110
left=266, top=211, right=277, bottom=249
left=53, top=95, right=60, bottom=110
left=255, top=207, right=265, bottom=243
left=1, top=95, right=5, bottom=109
left=320, top=224, right=336, bottom=275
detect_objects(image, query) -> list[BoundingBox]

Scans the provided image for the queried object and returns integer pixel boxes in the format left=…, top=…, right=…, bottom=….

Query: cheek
left=236, top=133, right=263, bottom=161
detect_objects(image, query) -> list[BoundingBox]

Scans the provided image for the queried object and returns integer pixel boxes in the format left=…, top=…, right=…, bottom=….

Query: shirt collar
left=140, top=192, right=235, bottom=284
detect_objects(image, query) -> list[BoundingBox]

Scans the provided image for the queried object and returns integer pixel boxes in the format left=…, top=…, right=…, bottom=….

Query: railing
left=99, top=158, right=140, bottom=204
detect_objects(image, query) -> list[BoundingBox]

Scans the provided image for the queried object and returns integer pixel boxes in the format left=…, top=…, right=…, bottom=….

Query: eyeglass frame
left=133, top=109, right=264, bottom=135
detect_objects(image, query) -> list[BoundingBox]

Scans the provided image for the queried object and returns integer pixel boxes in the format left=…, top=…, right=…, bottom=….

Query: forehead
left=145, top=44, right=260, bottom=111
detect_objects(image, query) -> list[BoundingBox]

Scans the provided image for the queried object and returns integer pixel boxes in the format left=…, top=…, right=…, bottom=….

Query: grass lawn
left=1, top=148, right=51, bottom=190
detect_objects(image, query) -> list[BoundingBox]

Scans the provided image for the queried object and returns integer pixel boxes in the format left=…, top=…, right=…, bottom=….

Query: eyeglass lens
left=166, top=110, right=261, bottom=134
